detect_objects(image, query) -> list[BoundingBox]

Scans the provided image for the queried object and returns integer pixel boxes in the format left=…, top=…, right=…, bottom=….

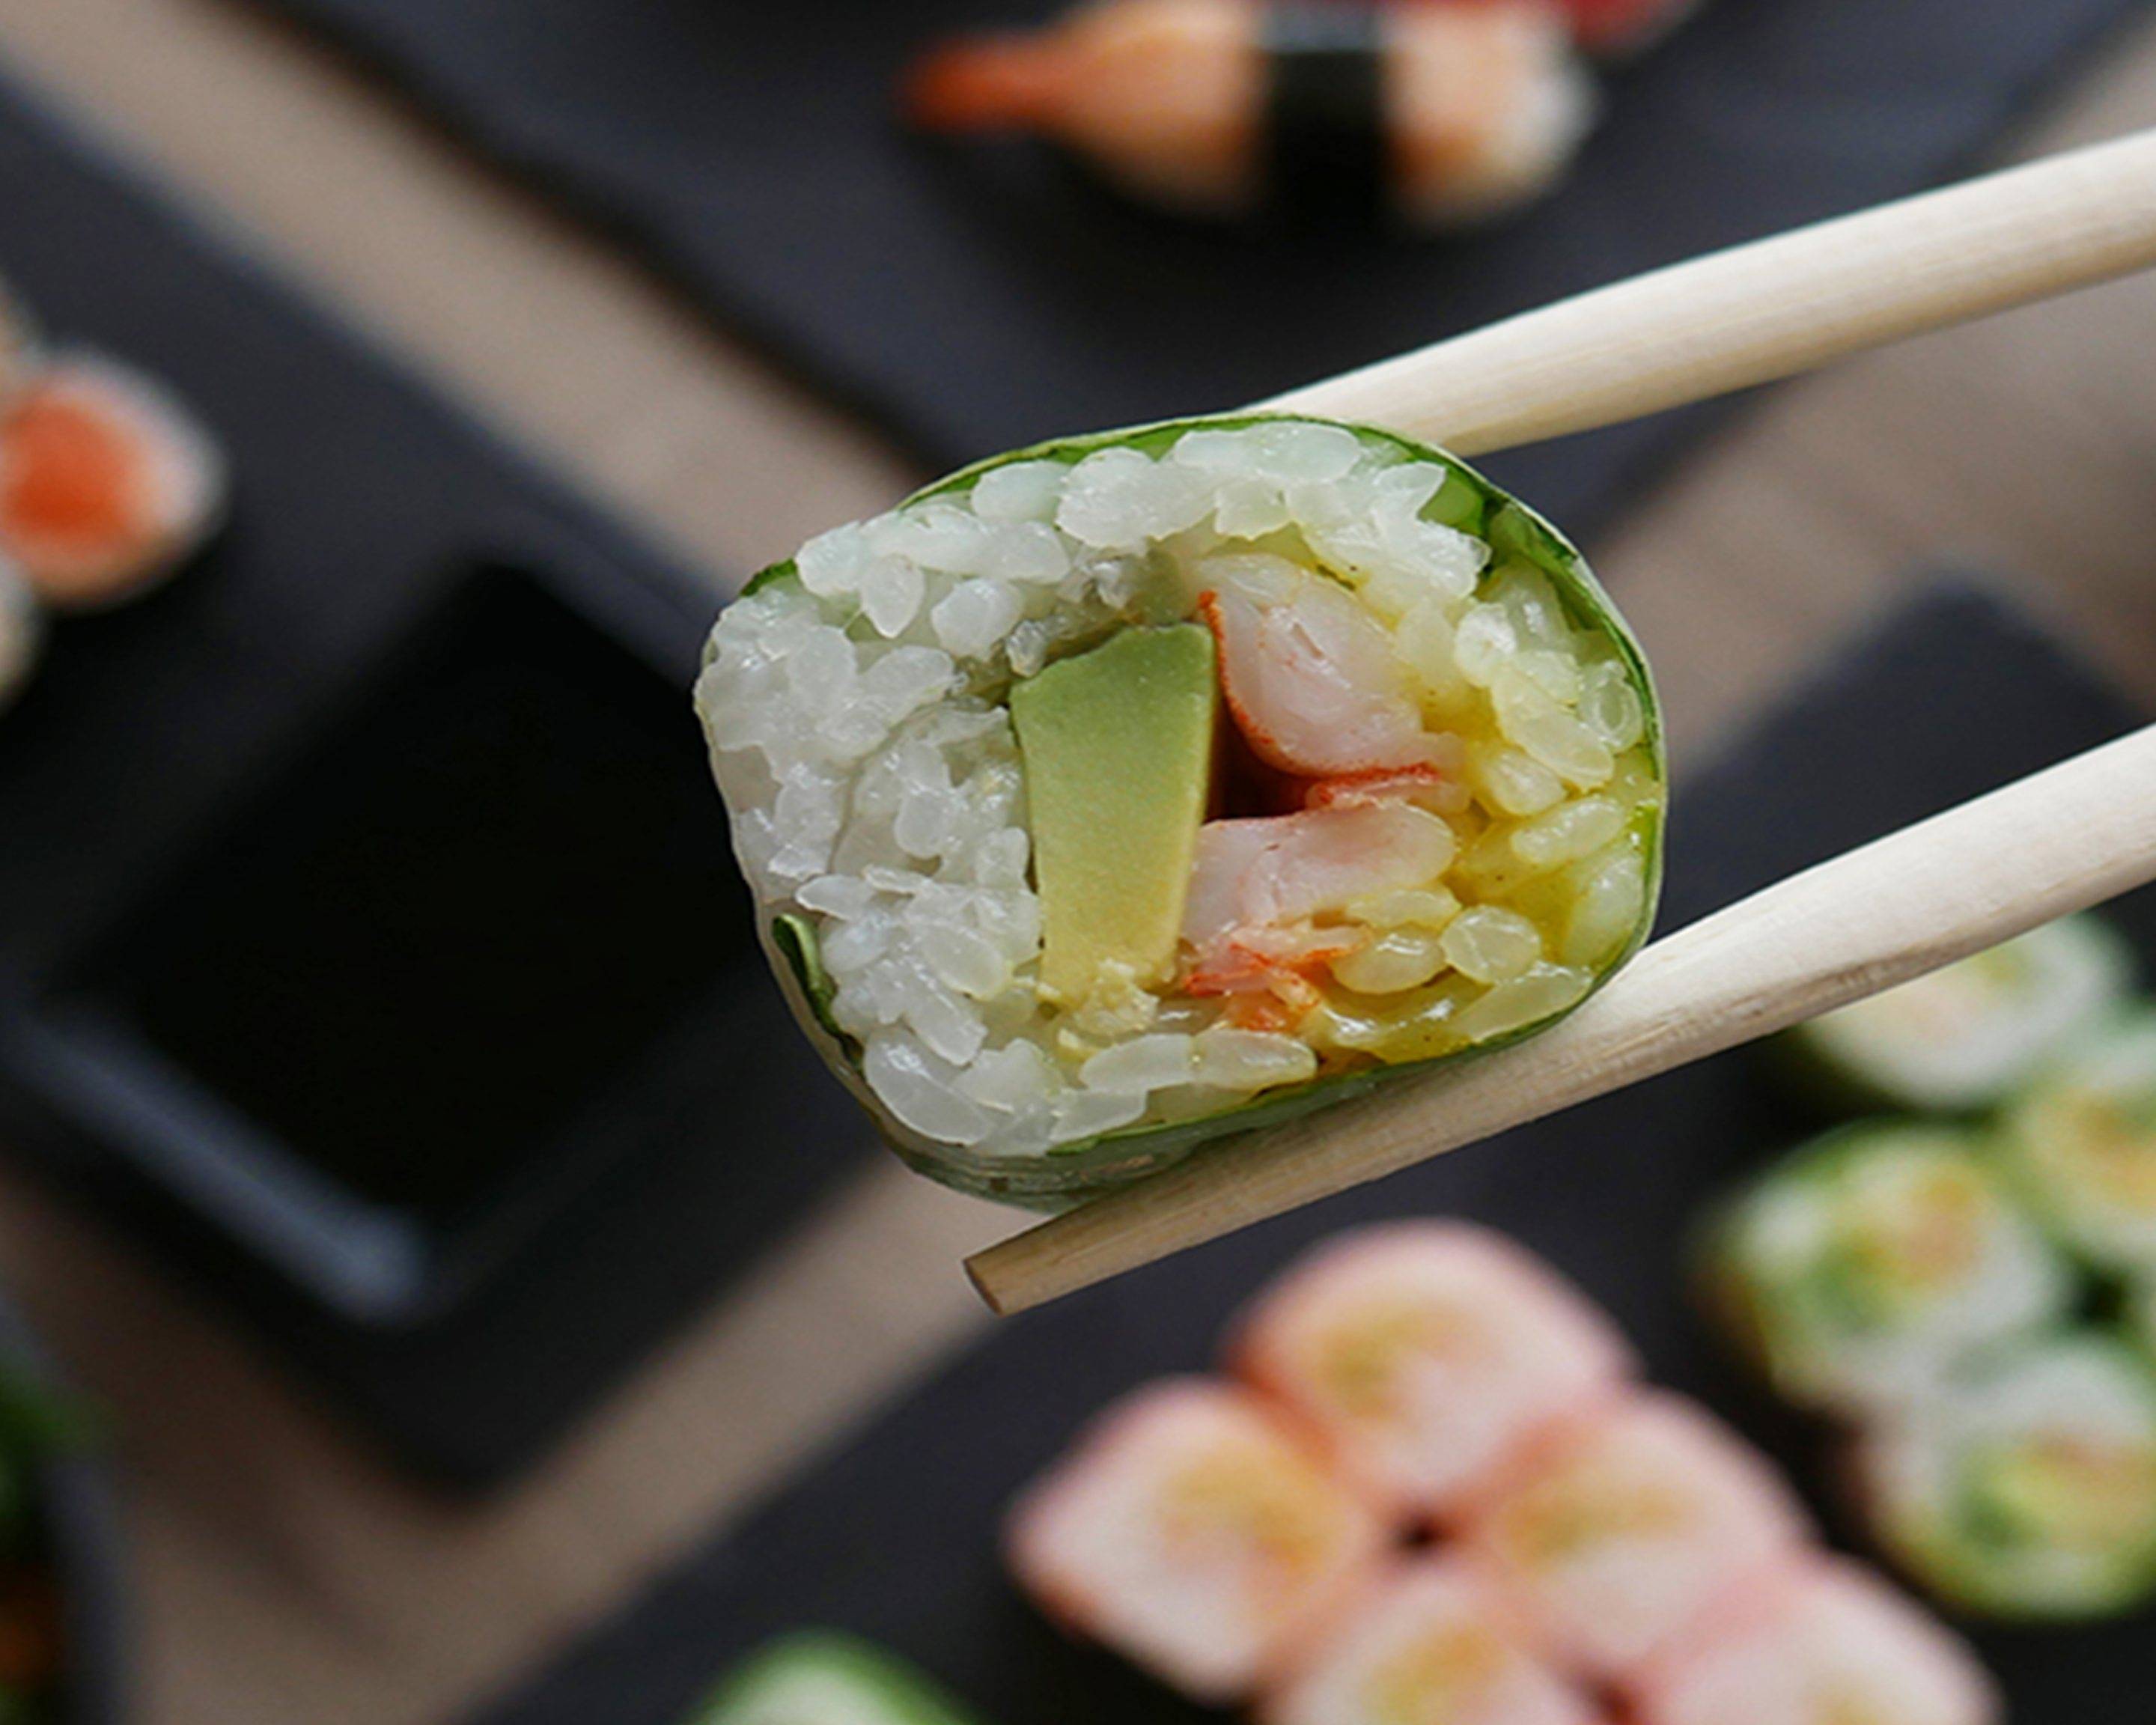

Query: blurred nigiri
left=903, top=0, right=1596, bottom=229
left=0, top=352, right=227, bottom=611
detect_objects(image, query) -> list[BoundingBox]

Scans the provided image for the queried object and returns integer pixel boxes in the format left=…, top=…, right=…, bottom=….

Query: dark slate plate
left=255, top=0, right=2149, bottom=532
left=469, top=580, right=2156, bottom=1725
left=0, top=72, right=871, bottom=1487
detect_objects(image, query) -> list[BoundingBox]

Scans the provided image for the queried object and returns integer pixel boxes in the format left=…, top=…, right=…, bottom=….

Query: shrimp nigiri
left=903, top=0, right=1597, bottom=229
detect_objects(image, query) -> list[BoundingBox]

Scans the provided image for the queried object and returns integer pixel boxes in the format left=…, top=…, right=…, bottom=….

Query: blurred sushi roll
left=1779, top=915, right=2136, bottom=1116
left=0, top=556, right=40, bottom=716
left=0, top=350, right=228, bottom=612
left=687, top=1631, right=984, bottom=1725
left=1997, top=1009, right=2156, bottom=1275
left=1259, top=1554, right=1601, bottom=1725
left=1854, top=1334, right=2156, bottom=1619
left=1457, top=1392, right=1812, bottom=1681
left=1005, top=1378, right=1389, bottom=1702
left=698, top=415, right=1662, bottom=1204
left=1631, top=1557, right=2001, bottom=1725
left=902, top=0, right=1598, bottom=230
left=1699, top=1122, right=2074, bottom=1416
left=1229, top=1221, right=1636, bottom=1521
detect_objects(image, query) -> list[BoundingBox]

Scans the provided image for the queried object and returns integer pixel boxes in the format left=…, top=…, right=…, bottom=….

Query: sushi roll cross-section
left=0, top=352, right=227, bottom=611
left=1632, top=1557, right=2002, bottom=1725
left=1258, top=1555, right=1601, bottom=1725
left=1998, top=1009, right=2156, bottom=1274
left=695, top=414, right=1663, bottom=1202
left=1700, top=1122, right=2074, bottom=1416
left=1004, top=1378, right=1391, bottom=1703
left=903, top=0, right=1598, bottom=229
left=687, top=1632, right=984, bottom=1725
left=1854, top=1334, right=2156, bottom=1619
left=1230, top=1222, right=1635, bottom=1521
left=1780, top=915, right=2137, bottom=1116
left=1458, top=1392, right=1812, bottom=1682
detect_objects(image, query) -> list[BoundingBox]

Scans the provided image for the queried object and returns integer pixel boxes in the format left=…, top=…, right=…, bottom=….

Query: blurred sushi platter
left=258, top=0, right=2149, bottom=532
left=472, top=580, right=2156, bottom=1724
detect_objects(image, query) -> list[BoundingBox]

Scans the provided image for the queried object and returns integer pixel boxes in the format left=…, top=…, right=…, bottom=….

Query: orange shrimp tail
left=901, top=36, right=1070, bottom=133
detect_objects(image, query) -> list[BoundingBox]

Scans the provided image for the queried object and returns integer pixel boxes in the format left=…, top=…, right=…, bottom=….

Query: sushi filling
left=698, top=416, right=1659, bottom=1165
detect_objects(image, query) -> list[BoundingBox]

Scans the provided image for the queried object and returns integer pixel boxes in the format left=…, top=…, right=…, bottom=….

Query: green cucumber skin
left=715, top=413, right=1668, bottom=1207
left=687, top=1631, right=986, bottom=1725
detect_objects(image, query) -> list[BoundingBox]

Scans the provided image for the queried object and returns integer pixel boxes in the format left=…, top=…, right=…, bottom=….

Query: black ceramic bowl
left=0, top=1294, right=125, bottom=1724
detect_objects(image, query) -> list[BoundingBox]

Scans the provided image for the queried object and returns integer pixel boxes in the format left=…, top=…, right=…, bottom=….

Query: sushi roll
left=903, top=0, right=1598, bottom=230
left=1997, top=1009, right=2156, bottom=1274
left=0, top=557, right=40, bottom=716
left=1457, top=1392, right=1812, bottom=1681
left=1005, top=1378, right=1390, bottom=1702
left=688, top=1631, right=983, bottom=1725
left=695, top=414, right=1664, bottom=1203
left=1631, top=1557, right=2000, bottom=1725
left=1259, top=1554, right=1601, bottom=1725
left=1230, top=1221, right=1635, bottom=1521
left=0, top=351, right=228, bottom=611
left=1779, top=915, right=2136, bottom=1116
left=1699, top=1122, right=2074, bottom=1416
left=1854, top=1333, right=2156, bottom=1619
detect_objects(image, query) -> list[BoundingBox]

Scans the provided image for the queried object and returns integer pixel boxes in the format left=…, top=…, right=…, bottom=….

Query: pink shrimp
left=1199, top=571, right=1446, bottom=779
left=1180, top=802, right=1455, bottom=1020
left=1304, top=761, right=1470, bottom=816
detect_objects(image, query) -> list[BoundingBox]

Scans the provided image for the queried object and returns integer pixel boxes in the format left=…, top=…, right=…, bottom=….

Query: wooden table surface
left=0, top=1, right=2153, bottom=1721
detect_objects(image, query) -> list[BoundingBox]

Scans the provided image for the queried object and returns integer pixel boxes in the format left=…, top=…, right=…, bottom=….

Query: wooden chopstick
left=966, top=128, right=2156, bottom=1313
left=968, top=720, right=2156, bottom=1316
left=1264, top=128, right=2156, bottom=451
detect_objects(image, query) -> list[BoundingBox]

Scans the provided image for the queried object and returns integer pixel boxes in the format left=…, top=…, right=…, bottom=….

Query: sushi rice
left=688, top=1631, right=983, bottom=1725
left=1699, top=1122, right=2073, bottom=1415
left=1631, top=1557, right=2001, bottom=1725
left=1003, top=1377, right=1389, bottom=1703
left=696, top=413, right=1663, bottom=1202
left=1780, top=915, right=2136, bottom=1116
left=1854, top=1333, right=2156, bottom=1619
left=1230, top=1221, right=1635, bottom=1520
left=1259, top=1556, right=1599, bottom=1725
left=1997, top=1008, right=2156, bottom=1274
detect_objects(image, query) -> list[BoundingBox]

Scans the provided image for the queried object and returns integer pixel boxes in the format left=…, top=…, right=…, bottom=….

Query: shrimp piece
left=1181, top=803, right=1457, bottom=1022
left=1199, top=568, right=1445, bottom=777
left=1305, top=760, right=1470, bottom=817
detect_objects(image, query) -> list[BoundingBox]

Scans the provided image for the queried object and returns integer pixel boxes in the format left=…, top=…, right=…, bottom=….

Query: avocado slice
left=1011, top=623, right=1216, bottom=1007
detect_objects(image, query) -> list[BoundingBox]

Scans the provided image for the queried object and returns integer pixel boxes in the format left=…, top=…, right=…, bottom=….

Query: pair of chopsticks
left=969, top=128, right=2156, bottom=1316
